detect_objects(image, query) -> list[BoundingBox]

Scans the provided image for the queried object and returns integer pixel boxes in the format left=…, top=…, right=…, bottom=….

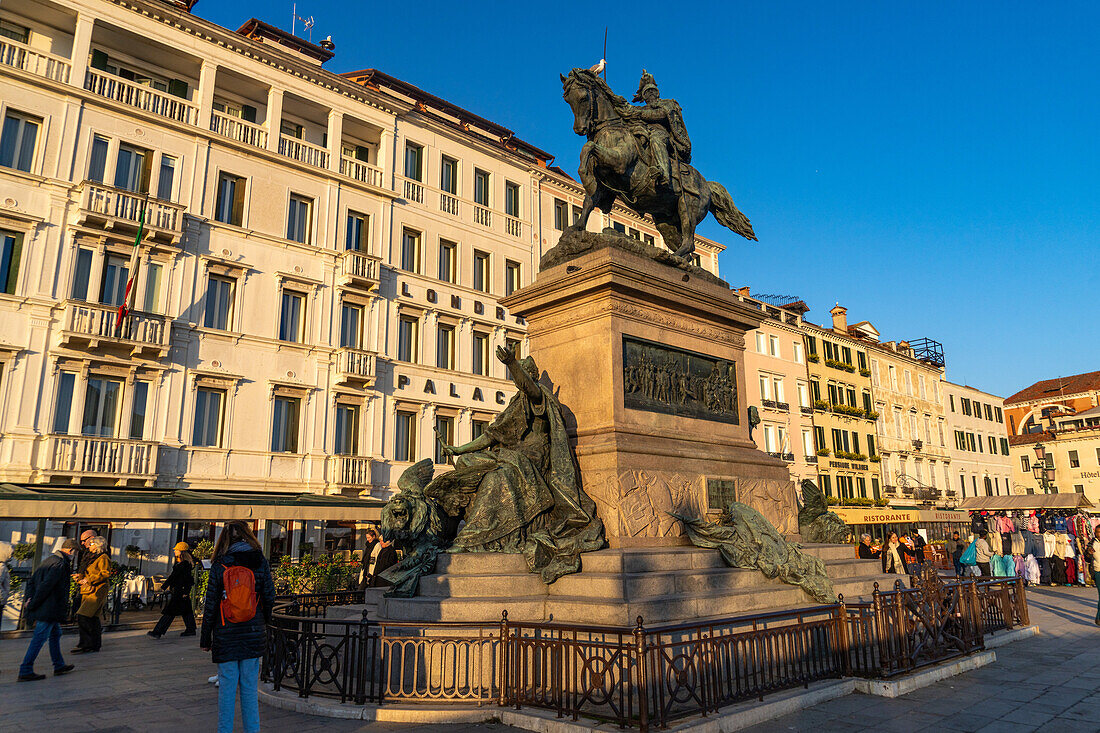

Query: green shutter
left=242, top=105, right=258, bottom=123
left=3, top=234, right=21, bottom=294
left=90, top=49, right=109, bottom=71
left=167, top=78, right=189, bottom=99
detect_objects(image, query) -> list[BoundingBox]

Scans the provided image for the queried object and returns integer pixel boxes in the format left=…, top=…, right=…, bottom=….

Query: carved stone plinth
left=502, top=235, right=797, bottom=546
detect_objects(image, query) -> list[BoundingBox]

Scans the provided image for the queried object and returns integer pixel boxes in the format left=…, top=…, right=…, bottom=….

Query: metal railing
left=340, top=155, right=384, bottom=188
left=48, top=435, right=158, bottom=477
left=278, top=134, right=328, bottom=168
left=85, top=69, right=197, bottom=125
left=261, top=573, right=1028, bottom=730
left=0, top=37, right=71, bottom=82
left=210, top=110, right=268, bottom=148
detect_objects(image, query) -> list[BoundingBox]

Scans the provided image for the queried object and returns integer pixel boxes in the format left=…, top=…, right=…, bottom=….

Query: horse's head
left=561, top=70, right=595, bottom=136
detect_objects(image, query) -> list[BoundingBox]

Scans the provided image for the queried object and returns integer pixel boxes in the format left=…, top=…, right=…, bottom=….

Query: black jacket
left=200, top=545, right=276, bottom=663
left=858, top=543, right=881, bottom=560
left=368, top=544, right=399, bottom=588
left=25, top=551, right=72, bottom=624
left=163, top=560, right=194, bottom=614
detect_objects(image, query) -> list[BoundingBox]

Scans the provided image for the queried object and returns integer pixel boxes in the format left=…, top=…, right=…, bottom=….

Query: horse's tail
left=708, top=181, right=757, bottom=241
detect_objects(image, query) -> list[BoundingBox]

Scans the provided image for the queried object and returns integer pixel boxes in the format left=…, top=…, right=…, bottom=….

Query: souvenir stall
left=958, top=494, right=1097, bottom=586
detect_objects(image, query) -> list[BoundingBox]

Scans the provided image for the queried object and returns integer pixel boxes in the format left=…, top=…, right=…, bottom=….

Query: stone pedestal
left=502, top=238, right=798, bottom=545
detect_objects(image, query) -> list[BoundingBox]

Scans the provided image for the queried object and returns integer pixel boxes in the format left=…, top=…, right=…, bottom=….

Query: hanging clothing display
left=1024, top=555, right=1040, bottom=584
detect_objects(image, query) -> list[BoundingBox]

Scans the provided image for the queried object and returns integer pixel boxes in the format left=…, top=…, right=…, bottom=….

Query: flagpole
left=115, top=203, right=146, bottom=339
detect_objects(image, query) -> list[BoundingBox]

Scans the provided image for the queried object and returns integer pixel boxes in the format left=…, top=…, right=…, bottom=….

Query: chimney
left=738, top=286, right=751, bottom=297
left=830, top=303, right=848, bottom=333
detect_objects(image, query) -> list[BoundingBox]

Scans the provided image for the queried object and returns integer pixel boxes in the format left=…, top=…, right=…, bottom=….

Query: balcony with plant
left=807, top=354, right=820, bottom=363
left=825, top=358, right=855, bottom=373
left=859, top=368, right=872, bottom=377
left=816, top=448, right=830, bottom=457
left=813, top=399, right=830, bottom=411
left=834, top=450, right=868, bottom=462
left=869, top=454, right=881, bottom=463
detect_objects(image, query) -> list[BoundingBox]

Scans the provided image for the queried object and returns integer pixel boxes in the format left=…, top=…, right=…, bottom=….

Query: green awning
left=0, top=484, right=384, bottom=522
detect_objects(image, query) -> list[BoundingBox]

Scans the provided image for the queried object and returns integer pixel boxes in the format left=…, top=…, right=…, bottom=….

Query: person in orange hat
left=148, top=542, right=196, bottom=638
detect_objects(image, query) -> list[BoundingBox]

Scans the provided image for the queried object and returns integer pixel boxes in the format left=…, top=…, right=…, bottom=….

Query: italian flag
left=115, top=206, right=145, bottom=336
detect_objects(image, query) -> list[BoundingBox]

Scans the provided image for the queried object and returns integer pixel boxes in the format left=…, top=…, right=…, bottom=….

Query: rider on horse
left=628, top=70, right=693, bottom=196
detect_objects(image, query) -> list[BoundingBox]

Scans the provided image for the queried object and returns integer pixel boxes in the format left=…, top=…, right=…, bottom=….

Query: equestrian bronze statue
left=561, top=67, right=756, bottom=259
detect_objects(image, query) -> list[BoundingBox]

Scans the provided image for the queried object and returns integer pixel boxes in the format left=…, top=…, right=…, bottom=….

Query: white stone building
left=0, top=0, right=723, bottom=561
left=942, top=382, right=1012, bottom=499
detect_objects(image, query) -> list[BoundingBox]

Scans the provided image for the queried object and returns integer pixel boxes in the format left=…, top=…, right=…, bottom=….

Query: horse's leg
left=673, top=193, right=700, bottom=259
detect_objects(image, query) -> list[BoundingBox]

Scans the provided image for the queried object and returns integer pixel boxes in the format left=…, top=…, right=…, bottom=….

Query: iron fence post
left=1000, top=585, right=1014, bottom=630
left=894, top=581, right=909, bottom=672
left=871, top=582, right=887, bottom=678
left=634, top=615, right=649, bottom=733
left=969, top=578, right=983, bottom=648
left=1014, top=575, right=1029, bottom=626
left=498, top=610, right=509, bottom=708
left=836, top=594, right=850, bottom=677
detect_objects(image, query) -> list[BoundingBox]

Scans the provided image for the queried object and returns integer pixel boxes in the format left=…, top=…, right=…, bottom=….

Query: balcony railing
left=77, top=182, right=185, bottom=244
left=805, top=455, right=818, bottom=464
left=339, top=250, right=381, bottom=290
left=440, top=193, right=458, bottom=216
left=403, top=179, right=424, bottom=203
left=767, top=451, right=796, bottom=462
left=339, top=155, right=384, bottom=188
left=278, top=134, right=328, bottom=168
left=0, top=37, right=70, bottom=83
left=474, top=205, right=492, bottom=227
left=800, top=405, right=814, bottom=416
left=84, top=69, right=197, bottom=125
left=61, top=300, right=170, bottom=357
left=48, top=435, right=158, bottom=479
left=210, top=110, right=267, bottom=149
left=505, top=215, right=523, bottom=237
left=334, top=347, right=377, bottom=385
left=327, top=455, right=372, bottom=489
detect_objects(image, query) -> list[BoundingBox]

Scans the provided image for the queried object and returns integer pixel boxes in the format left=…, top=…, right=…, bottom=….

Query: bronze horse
left=561, top=69, right=756, bottom=259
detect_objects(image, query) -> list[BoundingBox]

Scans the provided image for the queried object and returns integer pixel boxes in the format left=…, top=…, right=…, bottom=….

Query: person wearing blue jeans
left=200, top=521, right=275, bottom=733
left=19, top=621, right=66, bottom=677
left=18, top=538, right=77, bottom=681
left=217, top=658, right=261, bottom=733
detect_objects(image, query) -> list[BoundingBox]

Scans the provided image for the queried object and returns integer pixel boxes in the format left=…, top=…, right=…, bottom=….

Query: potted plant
left=816, top=448, right=830, bottom=457
left=807, top=354, right=820, bottom=363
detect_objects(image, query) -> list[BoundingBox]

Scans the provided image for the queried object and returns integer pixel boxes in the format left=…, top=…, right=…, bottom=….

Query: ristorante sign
left=831, top=507, right=968, bottom=524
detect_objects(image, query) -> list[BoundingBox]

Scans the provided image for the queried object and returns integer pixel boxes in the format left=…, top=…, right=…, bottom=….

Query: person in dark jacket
left=18, top=538, right=77, bottom=681
left=366, top=537, right=399, bottom=588
left=857, top=533, right=881, bottom=560
left=148, top=542, right=196, bottom=638
left=200, top=522, right=275, bottom=733
left=357, top=528, right=379, bottom=590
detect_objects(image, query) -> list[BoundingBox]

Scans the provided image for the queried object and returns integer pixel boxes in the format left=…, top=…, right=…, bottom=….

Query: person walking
left=18, top=538, right=77, bottom=681
left=881, top=531, right=906, bottom=574
left=200, top=521, right=275, bottom=733
left=975, top=529, right=993, bottom=577
left=149, top=542, right=196, bottom=639
left=946, top=531, right=965, bottom=576
left=72, top=535, right=110, bottom=654
left=1089, top=525, right=1100, bottom=626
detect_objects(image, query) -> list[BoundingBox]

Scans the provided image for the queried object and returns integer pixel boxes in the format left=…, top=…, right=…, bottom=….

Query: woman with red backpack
left=200, top=521, right=276, bottom=733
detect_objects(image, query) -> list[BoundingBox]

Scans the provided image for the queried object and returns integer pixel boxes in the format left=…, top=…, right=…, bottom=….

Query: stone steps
left=379, top=545, right=897, bottom=625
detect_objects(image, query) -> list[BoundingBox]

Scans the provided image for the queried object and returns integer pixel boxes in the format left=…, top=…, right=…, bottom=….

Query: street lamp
left=1031, top=443, right=1056, bottom=493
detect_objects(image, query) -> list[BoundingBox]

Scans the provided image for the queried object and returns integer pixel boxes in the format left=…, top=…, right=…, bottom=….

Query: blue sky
left=197, top=1, right=1099, bottom=397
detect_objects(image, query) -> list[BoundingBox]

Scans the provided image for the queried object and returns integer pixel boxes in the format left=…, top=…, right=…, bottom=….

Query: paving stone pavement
left=744, top=585, right=1100, bottom=733
left=0, top=625, right=515, bottom=732
left=0, top=586, right=1096, bottom=732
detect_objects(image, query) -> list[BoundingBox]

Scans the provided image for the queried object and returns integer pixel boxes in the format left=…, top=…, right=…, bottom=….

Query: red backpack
left=220, top=565, right=257, bottom=625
